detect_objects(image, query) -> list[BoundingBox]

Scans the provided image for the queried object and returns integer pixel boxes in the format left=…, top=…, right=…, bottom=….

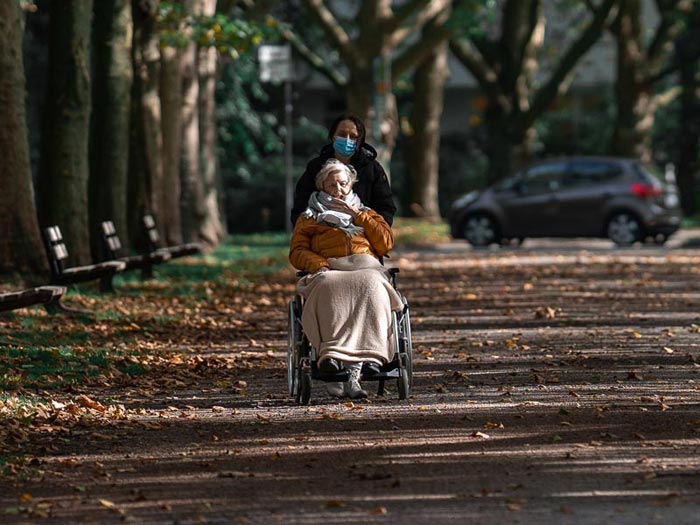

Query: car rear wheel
left=607, top=212, right=642, bottom=246
left=463, top=214, right=499, bottom=247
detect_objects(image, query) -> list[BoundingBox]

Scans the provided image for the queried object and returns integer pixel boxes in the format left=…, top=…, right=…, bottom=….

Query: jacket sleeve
left=355, top=209, right=394, bottom=256
left=370, top=162, right=397, bottom=226
left=291, top=159, right=320, bottom=227
left=289, top=218, right=330, bottom=272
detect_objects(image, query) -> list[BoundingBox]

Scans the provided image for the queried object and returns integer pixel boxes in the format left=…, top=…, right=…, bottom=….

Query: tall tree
left=159, top=43, right=185, bottom=245
left=450, top=0, right=618, bottom=183
left=609, top=0, right=688, bottom=161
left=180, top=0, right=207, bottom=244
left=675, top=3, right=700, bottom=215
left=198, top=0, right=226, bottom=246
left=129, top=0, right=162, bottom=250
left=0, top=1, right=48, bottom=277
left=286, top=0, right=464, bottom=171
left=407, top=6, right=451, bottom=218
left=38, top=0, right=94, bottom=265
left=90, top=0, right=133, bottom=260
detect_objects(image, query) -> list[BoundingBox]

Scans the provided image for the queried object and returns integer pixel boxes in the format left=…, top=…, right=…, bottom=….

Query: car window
left=565, top=161, right=623, bottom=187
left=631, top=162, right=663, bottom=184
left=520, top=162, right=566, bottom=194
left=494, top=175, right=519, bottom=192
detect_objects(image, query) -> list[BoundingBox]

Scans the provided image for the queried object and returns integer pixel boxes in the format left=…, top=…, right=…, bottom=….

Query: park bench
left=101, top=220, right=171, bottom=279
left=142, top=214, right=202, bottom=260
left=43, top=225, right=126, bottom=294
left=0, top=285, right=66, bottom=314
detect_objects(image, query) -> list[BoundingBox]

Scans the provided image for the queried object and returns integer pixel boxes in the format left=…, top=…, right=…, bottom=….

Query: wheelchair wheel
left=287, top=299, right=301, bottom=397
left=397, top=302, right=413, bottom=400
left=297, top=365, right=311, bottom=405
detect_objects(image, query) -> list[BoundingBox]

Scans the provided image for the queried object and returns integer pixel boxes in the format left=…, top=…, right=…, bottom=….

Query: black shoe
left=319, top=358, right=341, bottom=374
left=362, top=362, right=381, bottom=378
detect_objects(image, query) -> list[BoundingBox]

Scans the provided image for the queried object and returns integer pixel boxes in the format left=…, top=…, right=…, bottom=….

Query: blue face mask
left=333, top=137, right=357, bottom=157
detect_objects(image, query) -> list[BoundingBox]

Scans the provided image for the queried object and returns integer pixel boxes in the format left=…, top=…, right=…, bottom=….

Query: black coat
left=290, top=143, right=396, bottom=227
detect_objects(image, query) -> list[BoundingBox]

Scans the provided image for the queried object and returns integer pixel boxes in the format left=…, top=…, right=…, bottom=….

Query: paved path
left=2, top=239, right=700, bottom=524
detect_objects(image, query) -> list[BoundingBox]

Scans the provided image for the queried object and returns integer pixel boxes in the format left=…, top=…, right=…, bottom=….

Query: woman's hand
left=328, top=197, right=359, bottom=218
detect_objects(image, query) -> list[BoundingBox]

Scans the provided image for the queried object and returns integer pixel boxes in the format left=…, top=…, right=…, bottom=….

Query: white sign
left=258, top=44, right=293, bottom=83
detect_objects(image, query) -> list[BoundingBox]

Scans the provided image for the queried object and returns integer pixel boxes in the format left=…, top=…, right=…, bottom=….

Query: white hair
left=314, top=159, right=358, bottom=190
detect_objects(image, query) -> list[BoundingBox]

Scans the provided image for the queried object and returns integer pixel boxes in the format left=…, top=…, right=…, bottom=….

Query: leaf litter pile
left=2, top=243, right=700, bottom=523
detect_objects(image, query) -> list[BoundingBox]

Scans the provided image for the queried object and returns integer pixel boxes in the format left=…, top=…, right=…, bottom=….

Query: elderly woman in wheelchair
left=288, top=159, right=412, bottom=404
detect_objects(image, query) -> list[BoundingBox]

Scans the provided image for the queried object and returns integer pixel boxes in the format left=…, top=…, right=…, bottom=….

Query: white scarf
left=303, top=191, right=366, bottom=237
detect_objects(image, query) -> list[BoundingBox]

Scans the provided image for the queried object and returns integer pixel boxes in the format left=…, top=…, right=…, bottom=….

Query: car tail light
left=631, top=183, right=662, bottom=198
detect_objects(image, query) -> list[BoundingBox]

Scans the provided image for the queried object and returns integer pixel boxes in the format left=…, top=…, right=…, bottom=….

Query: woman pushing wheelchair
left=289, top=158, right=403, bottom=399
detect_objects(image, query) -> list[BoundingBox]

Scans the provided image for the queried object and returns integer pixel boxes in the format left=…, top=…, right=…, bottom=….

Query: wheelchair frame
left=287, top=268, right=413, bottom=405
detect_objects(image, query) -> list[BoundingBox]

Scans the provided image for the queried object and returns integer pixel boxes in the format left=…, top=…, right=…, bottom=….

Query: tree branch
left=302, top=0, right=364, bottom=68
left=280, top=28, right=346, bottom=88
left=449, top=38, right=509, bottom=112
left=393, top=12, right=457, bottom=79
left=387, top=0, right=451, bottom=49
left=646, top=0, right=684, bottom=74
left=518, top=0, right=618, bottom=132
left=391, top=0, right=432, bottom=28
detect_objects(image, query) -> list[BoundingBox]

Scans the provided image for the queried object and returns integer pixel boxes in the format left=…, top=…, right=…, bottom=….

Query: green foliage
left=216, top=48, right=327, bottom=232
left=158, top=3, right=281, bottom=58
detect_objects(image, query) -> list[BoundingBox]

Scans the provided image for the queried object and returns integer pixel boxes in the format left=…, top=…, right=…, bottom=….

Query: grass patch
left=3, top=328, right=91, bottom=347
left=392, top=218, right=451, bottom=247
left=148, top=234, right=291, bottom=287
left=682, top=215, right=700, bottom=228
left=0, top=346, right=145, bottom=389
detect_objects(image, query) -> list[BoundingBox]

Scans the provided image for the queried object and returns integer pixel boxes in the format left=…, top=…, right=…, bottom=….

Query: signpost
left=258, top=44, right=294, bottom=232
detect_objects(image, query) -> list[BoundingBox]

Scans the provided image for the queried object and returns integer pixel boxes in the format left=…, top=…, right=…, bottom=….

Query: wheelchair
left=287, top=267, right=413, bottom=405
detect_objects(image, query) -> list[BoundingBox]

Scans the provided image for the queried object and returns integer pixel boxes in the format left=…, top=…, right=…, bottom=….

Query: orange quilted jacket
left=289, top=209, right=394, bottom=272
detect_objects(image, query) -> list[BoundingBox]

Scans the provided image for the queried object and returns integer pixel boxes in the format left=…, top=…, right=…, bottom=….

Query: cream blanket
left=298, top=254, right=403, bottom=366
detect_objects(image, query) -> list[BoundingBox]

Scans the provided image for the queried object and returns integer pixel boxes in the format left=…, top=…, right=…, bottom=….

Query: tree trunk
left=128, top=0, right=161, bottom=250
left=159, top=44, right=184, bottom=245
left=197, top=0, right=225, bottom=246
left=90, top=0, right=132, bottom=260
left=180, top=0, right=206, bottom=244
left=38, top=0, right=94, bottom=266
left=676, top=17, right=700, bottom=216
left=0, top=1, right=48, bottom=278
left=483, top=103, right=517, bottom=185
left=408, top=40, right=448, bottom=218
left=609, top=0, right=654, bottom=161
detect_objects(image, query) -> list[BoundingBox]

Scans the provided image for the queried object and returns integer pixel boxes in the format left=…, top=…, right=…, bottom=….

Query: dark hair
left=327, top=113, right=366, bottom=146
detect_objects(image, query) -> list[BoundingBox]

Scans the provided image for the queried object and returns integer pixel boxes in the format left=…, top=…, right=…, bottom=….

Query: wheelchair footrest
left=363, top=369, right=400, bottom=381
left=311, top=369, right=350, bottom=382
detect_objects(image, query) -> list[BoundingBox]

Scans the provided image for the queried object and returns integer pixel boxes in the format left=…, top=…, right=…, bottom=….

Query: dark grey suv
left=448, top=157, right=682, bottom=247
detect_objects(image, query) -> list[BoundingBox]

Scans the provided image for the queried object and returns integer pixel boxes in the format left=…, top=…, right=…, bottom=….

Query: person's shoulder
left=304, top=145, right=334, bottom=172
left=355, top=143, right=378, bottom=164
left=354, top=144, right=387, bottom=179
